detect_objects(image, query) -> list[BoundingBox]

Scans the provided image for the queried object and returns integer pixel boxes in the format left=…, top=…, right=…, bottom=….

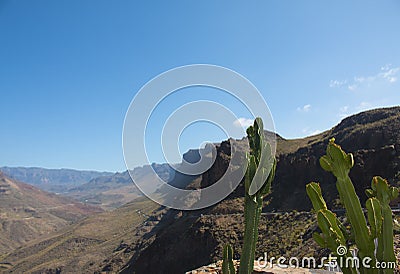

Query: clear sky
left=1, top=1, right=399, bottom=172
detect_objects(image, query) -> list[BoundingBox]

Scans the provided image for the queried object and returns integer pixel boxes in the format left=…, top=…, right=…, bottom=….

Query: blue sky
left=1, top=1, right=399, bottom=172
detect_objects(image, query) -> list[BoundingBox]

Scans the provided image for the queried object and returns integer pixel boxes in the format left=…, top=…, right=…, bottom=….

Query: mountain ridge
left=120, top=106, right=400, bottom=273
left=2, top=106, right=400, bottom=273
left=0, top=172, right=103, bottom=255
left=0, top=166, right=113, bottom=193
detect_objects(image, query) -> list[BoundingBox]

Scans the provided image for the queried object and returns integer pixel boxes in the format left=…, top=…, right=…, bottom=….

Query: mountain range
left=1, top=106, right=400, bottom=273
left=0, top=172, right=102, bottom=255
left=0, top=167, right=113, bottom=193
left=1, top=150, right=214, bottom=211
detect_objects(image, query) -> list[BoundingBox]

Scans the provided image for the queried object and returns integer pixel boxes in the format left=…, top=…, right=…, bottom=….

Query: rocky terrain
left=1, top=106, right=400, bottom=273
left=187, top=260, right=341, bottom=273
left=118, top=107, right=400, bottom=273
left=268, top=107, right=400, bottom=211
left=65, top=170, right=143, bottom=210
left=0, top=172, right=102, bottom=255
left=0, top=197, right=162, bottom=273
left=198, top=107, right=400, bottom=211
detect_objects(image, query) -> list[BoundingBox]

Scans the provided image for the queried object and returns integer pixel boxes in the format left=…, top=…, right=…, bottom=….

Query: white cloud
left=233, top=118, right=253, bottom=128
left=337, top=102, right=376, bottom=121
left=329, top=64, right=399, bottom=91
left=348, top=84, right=357, bottom=91
left=339, top=106, right=350, bottom=118
left=297, top=104, right=311, bottom=112
left=379, top=66, right=399, bottom=83
left=330, top=79, right=347, bottom=88
left=357, top=101, right=372, bottom=111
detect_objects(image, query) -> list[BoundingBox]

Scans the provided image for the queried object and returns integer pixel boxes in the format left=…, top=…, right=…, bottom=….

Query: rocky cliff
left=120, top=106, right=400, bottom=273
left=197, top=106, right=400, bottom=210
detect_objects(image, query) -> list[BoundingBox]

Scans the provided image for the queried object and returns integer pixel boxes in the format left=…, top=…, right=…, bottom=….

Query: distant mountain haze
left=0, top=167, right=113, bottom=193
left=0, top=147, right=218, bottom=210
left=0, top=172, right=102, bottom=254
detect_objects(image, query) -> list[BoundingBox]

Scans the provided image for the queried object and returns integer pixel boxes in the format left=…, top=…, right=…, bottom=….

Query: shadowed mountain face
left=0, top=172, right=103, bottom=254
left=190, top=107, right=400, bottom=211
left=2, top=107, right=400, bottom=273
left=268, top=106, right=400, bottom=210
left=119, top=106, right=400, bottom=273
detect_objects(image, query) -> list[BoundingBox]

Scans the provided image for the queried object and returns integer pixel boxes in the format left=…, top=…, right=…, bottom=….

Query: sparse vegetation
left=307, top=138, right=398, bottom=273
left=222, top=244, right=235, bottom=274
left=3, top=107, right=400, bottom=273
left=223, top=118, right=277, bottom=274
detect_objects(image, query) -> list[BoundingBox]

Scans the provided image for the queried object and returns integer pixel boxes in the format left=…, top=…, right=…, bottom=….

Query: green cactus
left=242, top=118, right=277, bottom=273
left=222, top=244, right=235, bottom=274
left=306, top=138, right=398, bottom=273
left=222, top=117, right=276, bottom=274
left=368, top=176, right=398, bottom=271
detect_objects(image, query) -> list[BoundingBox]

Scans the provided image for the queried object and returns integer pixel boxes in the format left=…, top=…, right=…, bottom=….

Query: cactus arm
left=222, top=244, right=235, bottom=274
left=306, top=182, right=327, bottom=211
left=239, top=193, right=259, bottom=274
left=244, top=154, right=257, bottom=198
left=317, top=210, right=358, bottom=274
left=373, top=177, right=397, bottom=273
left=252, top=195, right=264, bottom=271
left=239, top=191, right=267, bottom=274
left=365, top=197, right=382, bottom=240
left=249, top=141, right=274, bottom=196
left=378, top=211, right=395, bottom=274
left=335, top=174, right=375, bottom=258
left=259, top=158, right=276, bottom=197
left=241, top=156, right=274, bottom=273
left=308, top=139, right=399, bottom=273
left=320, top=139, right=375, bottom=260
left=306, top=182, right=351, bottom=242
left=317, top=209, right=346, bottom=248
left=307, top=183, right=360, bottom=274
left=239, top=118, right=276, bottom=274
left=312, top=232, right=326, bottom=247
